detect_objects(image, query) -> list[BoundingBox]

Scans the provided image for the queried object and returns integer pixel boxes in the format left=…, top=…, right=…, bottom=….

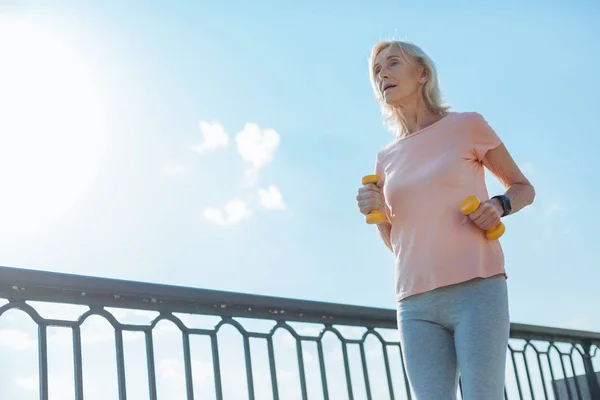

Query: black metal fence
left=0, top=266, right=598, bottom=400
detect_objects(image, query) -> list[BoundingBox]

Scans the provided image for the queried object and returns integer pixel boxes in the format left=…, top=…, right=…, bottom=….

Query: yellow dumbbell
left=361, top=175, right=388, bottom=224
left=459, top=195, right=505, bottom=240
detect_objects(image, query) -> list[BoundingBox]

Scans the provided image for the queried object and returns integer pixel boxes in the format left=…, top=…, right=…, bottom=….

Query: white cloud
left=25, top=302, right=88, bottom=320
left=235, top=123, right=280, bottom=171
left=0, top=329, right=36, bottom=350
left=47, top=319, right=137, bottom=345
left=257, top=185, right=286, bottom=210
left=16, top=372, right=101, bottom=399
left=203, top=198, right=251, bottom=226
left=191, top=121, right=285, bottom=223
left=159, top=358, right=213, bottom=387
left=191, top=121, right=229, bottom=153
left=162, top=162, right=186, bottom=175
left=15, top=374, right=37, bottom=392
left=158, top=358, right=185, bottom=384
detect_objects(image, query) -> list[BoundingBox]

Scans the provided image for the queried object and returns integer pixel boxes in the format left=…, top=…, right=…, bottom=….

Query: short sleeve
left=469, top=113, right=502, bottom=161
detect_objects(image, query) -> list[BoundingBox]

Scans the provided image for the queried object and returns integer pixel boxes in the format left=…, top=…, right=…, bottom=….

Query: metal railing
left=0, top=266, right=598, bottom=400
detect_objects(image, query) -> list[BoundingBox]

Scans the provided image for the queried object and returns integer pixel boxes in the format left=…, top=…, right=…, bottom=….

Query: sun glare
left=0, top=19, right=108, bottom=237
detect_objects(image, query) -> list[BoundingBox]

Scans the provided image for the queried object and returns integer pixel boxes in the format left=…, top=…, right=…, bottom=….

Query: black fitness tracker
left=492, top=195, right=512, bottom=217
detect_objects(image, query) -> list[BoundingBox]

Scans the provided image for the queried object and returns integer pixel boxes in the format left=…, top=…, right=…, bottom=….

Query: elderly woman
left=356, top=41, right=535, bottom=399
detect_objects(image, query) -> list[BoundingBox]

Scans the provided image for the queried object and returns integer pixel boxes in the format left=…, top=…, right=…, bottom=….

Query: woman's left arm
left=483, top=143, right=536, bottom=215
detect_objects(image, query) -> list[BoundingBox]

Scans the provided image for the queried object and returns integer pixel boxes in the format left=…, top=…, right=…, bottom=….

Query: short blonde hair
left=369, top=40, right=450, bottom=137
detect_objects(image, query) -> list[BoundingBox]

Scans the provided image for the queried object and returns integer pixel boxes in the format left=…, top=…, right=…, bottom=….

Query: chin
left=381, top=92, right=401, bottom=106
left=383, top=98, right=402, bottom=108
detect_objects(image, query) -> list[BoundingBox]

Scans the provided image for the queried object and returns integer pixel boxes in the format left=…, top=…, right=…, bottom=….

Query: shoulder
left=453, top=111, right=502, bottom=159
left=448, top=111, right=487, bottom=127
left=450, top=111, right=498, bottom=138
left=375, top=139, right=398, bottom=165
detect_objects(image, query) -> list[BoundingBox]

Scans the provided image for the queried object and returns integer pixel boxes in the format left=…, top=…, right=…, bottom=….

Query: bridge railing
left=0, top=266, right=598, bottom=400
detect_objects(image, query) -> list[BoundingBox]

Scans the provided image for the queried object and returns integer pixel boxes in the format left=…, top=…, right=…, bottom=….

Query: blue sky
left=0, top=0, right=599, bottom=397
left=1, top=0, right=599, bottom=328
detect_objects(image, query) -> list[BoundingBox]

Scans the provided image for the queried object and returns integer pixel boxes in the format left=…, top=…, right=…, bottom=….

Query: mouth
left=382, top=84, right=396, bottom=93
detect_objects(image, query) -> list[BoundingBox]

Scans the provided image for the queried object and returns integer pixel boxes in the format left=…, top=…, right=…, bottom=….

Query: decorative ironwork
left=0, top=266, right=598, bottom=399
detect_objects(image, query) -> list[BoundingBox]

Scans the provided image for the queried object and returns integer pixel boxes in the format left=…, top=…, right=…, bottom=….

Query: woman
left=356, top=40, right=535, bottom=399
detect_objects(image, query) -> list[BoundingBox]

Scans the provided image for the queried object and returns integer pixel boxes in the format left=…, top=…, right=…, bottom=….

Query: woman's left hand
left=466, top=199, right=503, bottom=230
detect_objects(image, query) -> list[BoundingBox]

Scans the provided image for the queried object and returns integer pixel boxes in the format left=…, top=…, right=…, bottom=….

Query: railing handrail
left=0, top=265, right=599, bottom=345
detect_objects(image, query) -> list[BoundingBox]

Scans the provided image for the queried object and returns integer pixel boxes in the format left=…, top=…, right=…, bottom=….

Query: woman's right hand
left=356, top=179, right=386, bottom=216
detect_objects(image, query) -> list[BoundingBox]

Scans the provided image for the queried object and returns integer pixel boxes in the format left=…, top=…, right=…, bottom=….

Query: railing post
left=582, top=339, right=600, bottom=399
left=3, top=267, right=600, bottom=400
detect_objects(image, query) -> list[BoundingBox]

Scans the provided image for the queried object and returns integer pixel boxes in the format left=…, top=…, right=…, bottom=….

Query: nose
left=378, top=68, right=389, bottom=80
left=378, top=70, right=389, bottom=90
left=377, top=68, right=390, bottom=86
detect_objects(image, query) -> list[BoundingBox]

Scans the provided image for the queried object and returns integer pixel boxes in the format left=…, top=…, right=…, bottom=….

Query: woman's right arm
left=377, top=221, right=393, bottom=252
left=357, top=178, right=393, bottom=252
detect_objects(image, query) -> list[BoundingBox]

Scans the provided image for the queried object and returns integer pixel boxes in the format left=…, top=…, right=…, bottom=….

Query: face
left=372, top=45, right=427, bottom=108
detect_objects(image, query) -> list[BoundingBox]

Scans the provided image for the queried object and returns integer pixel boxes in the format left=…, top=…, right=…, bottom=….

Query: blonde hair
left=368, top=40, right=450, bottom=137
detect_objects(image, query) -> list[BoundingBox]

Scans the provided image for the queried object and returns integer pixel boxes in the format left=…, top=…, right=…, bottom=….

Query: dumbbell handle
left=361, top=175, right=388, bottom=224
left=459, top=195, right=505, bottom=240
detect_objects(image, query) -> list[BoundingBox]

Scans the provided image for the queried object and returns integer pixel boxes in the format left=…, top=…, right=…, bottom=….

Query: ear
left=419, top=67, right=428, bottom=84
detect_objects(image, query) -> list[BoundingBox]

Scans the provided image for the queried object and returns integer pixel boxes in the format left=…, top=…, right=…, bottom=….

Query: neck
left=398, top=98, right=444, bottom=136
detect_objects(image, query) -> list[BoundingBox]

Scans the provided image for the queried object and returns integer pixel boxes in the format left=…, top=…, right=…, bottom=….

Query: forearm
left=482, top=144, right=535, bottom=216
left=495, top=183, right=535, bottom=215
left=377, top=222, right=393, bottom=252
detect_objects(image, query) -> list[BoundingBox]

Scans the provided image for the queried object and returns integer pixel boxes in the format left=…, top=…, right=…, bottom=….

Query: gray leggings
left=396, top=274, right=510, bottom=399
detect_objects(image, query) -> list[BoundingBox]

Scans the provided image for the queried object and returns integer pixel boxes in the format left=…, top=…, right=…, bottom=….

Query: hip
left=396, top=274, right=509, bottom=327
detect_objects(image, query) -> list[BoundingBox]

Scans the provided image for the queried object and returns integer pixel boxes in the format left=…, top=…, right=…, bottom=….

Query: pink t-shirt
left=375, top=111, right=506, bottom=302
